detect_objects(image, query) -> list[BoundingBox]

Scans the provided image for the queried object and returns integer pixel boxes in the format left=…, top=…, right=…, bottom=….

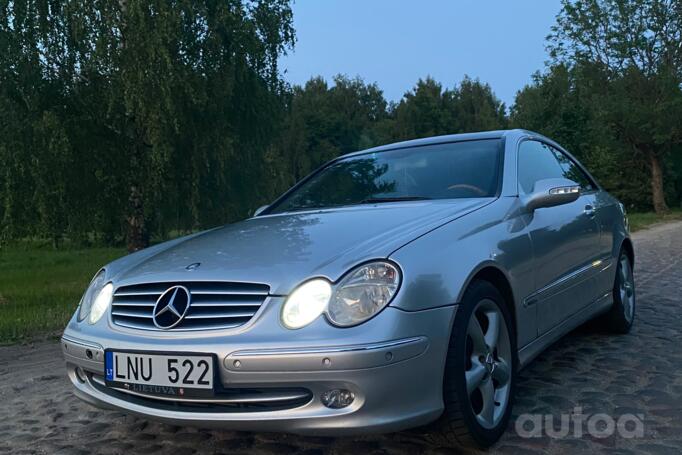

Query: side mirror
left=253, top=205, right=269, bottom=217
left=522, top=178, right=580, bottom=212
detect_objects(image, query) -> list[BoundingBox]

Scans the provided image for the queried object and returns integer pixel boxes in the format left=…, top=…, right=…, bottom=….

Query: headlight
left=281, top=279, right=332, bottom=329
left=327, top=261, right=400, bottom=327
left=77, top=270, right=113, bottom=324
left=89, top=283, right=113, bottom=324
left=280, top=261, right=401, bottom=330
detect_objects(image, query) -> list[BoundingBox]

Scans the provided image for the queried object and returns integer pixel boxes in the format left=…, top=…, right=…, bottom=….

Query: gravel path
left=2, top=221, right=681, bottom=454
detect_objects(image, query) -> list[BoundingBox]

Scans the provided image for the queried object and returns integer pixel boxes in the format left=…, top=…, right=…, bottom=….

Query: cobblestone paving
left=1, top=221, right=681, bottom=454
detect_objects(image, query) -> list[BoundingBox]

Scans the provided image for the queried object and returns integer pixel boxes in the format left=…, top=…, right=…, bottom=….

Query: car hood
left=109, top=199, right=492, bottom=295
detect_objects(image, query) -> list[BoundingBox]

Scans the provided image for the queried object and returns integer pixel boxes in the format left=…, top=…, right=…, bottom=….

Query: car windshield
left=268, top=138, right=503, bottom=214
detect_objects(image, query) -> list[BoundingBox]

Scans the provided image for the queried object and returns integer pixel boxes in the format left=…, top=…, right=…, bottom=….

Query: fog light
left=321, top=389, right=355, bottom=409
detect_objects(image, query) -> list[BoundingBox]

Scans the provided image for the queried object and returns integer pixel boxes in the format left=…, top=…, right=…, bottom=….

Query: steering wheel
left=447, top=183, right=488, bottom=197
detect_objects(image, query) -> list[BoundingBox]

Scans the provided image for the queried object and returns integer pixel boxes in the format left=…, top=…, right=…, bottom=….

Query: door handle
left=584, top=205, right=596, bottom=217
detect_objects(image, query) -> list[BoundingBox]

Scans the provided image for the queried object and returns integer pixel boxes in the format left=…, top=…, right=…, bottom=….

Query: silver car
left=62, top=129, right=635, bottom=448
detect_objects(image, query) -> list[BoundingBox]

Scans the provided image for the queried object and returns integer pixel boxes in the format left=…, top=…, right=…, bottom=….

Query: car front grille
left=111, top=281, right=270, bottom=331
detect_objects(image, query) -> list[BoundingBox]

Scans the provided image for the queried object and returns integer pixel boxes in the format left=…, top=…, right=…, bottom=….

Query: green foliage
left=0, top=0, right=295, bottom=249
left=272, top=75, right=388, bottom=185
left=268, top=74, right=508, bottom=197
left=627, top=208, right=682, bottom=232
left=546, top=0, right=682, bottom=212
left=0, top=243, right=126, bottom=343
left=389, top=76, right=506, bottom=141
left=390, top=77, right=456, bottom=140
left=511, top=63, right=654, bottom=210
left=1, top=0, right=681, bottom=246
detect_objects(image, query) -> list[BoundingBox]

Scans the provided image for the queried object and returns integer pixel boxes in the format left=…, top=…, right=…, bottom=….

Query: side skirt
left=517, top=291, right=613, bottom=369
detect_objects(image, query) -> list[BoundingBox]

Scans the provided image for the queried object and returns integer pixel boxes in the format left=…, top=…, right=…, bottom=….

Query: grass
left=0, top=208, right=680, bottom=344
left=0, top=244, right=125, bottom=344
left=628, top=208, right=682, bottom=232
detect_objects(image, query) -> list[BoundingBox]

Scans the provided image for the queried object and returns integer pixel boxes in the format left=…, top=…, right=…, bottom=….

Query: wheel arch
left=621, top=237, right=635, bottom=268
left=459, top=263, right=518, bottom=353
left=431, top=263, right=520, bottom=445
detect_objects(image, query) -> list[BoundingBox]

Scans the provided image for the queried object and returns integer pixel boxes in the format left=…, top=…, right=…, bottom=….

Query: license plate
left=105, top=351, right=214, bottom=398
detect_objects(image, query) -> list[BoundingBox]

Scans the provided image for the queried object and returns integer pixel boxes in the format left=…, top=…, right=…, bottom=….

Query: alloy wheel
left=619, top=256, right=635, bottom=323
left=464, top=299, right=512, bottom=429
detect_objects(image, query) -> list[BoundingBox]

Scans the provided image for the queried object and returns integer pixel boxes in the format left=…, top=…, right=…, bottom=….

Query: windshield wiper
left=360, top=196, right=432, bottom=204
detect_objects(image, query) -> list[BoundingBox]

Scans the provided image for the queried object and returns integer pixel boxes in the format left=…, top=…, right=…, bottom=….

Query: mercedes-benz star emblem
left=153, top=286, right=191, bottom=329
left=484, top=352, right=496, bottom=375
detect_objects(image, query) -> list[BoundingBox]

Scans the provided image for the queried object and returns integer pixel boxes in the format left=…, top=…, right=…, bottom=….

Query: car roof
left=340, top=129, right=539, bottom=159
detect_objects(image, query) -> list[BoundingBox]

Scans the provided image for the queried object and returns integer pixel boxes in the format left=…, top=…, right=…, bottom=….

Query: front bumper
left=62, top=302, right=456, bottom=435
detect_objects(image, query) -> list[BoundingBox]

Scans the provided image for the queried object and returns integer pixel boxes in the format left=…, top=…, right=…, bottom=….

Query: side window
left=549, top=146, right=595, bottom=192
left=517, top=140, right=565, bottom=194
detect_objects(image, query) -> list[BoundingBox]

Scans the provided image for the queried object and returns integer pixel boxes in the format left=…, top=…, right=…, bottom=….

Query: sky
left=279, top=0, right=564, bottom=108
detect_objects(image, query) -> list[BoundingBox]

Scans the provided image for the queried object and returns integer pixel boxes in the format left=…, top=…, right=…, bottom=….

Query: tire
left=426, top=280, right=517, bottom=448
left=601, top=249, right=636, bottom=333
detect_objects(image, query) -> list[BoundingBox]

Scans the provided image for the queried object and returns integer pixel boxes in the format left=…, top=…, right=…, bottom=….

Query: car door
left=551, top=147, right=618, bottom=299
left=550, top=146, right=613, bottom=306
left=518, top=140, right=602, bottom=335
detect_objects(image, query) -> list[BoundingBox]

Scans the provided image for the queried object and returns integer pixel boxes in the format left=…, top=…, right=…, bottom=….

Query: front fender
left=388, top=197, right=537, bottom=349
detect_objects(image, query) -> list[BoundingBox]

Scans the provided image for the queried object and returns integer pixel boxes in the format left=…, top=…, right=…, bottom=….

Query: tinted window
left=269, top=139, right=503, bottom=213
left=517, top=140, right=565, bottom=194
left=518, top=140, right=595, bottom=194
left=549, top=146, right=595, bottom=192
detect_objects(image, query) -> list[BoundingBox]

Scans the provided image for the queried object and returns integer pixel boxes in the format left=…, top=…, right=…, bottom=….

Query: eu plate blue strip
left=105, top=351, right=114, bottom=381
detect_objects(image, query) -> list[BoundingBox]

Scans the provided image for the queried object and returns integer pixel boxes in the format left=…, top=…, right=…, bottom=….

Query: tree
left=389, top=76, right=506, bottom=141
left=275, top=75, right=388, bottom=185
left=453, top=76, right=508, bottom=132
left=0, top=0, right=295, bottom=250
left=32, top=112, right=72, bottom=248
left=511, top=63, right=656, bottom=210
left=111, top=0, right=295, bottom=250
left=548, top=0, right=682, bottom=213
left=390, top=77, right=456, bottom=141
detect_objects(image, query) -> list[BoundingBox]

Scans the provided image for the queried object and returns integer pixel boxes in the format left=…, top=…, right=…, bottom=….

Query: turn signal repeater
left=549, top=185, right=580, bottom=195
left=321, top=389, right=355, bottom=409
